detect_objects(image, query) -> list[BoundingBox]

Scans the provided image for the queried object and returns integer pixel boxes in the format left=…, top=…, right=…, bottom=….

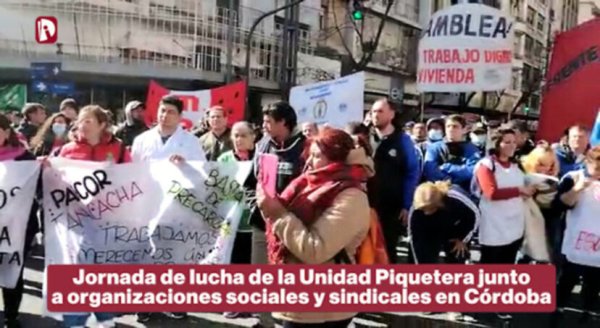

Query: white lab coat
left=131, top=126, right=206, bottom=162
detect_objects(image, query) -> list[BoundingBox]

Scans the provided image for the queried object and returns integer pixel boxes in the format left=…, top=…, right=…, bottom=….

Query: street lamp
left=244, top=0, right=305, bottom=118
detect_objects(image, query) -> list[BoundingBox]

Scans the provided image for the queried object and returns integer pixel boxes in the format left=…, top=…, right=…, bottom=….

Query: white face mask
left=52, top=123, right=67, bottom=136
left=471, top=133, right=486, bottom=146
left=428, top=129, right=443, bottom=141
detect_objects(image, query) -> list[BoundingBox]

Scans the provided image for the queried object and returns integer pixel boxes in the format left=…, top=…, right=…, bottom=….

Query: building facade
left=578, top=0, right=600, bottom=24
left=318, top=0, right=421, bottom=112
left=0, top=0, right=334, bottom=117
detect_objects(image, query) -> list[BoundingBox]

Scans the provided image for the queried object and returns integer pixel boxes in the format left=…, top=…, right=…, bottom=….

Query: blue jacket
left=423, top=140, right=481, bottom=190
left=555, top=144, right=586, bottom=178
left=369, top=129, right=420, bottom=216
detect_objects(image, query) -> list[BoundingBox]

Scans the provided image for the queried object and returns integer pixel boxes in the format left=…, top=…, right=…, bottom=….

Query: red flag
left=144, top=80, right=247, bottom=128
left=537, top=18, right=600, bottom=142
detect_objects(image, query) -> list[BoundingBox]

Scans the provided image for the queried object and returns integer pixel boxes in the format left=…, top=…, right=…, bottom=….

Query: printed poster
left=289, top=72, right=365, bottom=128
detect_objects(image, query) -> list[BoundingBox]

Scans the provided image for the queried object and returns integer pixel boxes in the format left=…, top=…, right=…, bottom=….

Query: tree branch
left=331, top=0, right=358, bottom=67
left=493, top=90, right=506, bottom=110
left=510, top=76, right=542, bottom=114
left=358, top=0, right=394, bottom=67
left=466, top=92, right=477, bottom=105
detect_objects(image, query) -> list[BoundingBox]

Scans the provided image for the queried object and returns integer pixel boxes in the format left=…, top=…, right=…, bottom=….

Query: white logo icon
left=37, top=18, right=57, bottom=42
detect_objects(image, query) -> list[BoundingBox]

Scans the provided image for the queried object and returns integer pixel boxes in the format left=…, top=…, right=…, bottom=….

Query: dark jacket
left=555, top=143, right=586, bottom=178
left=409, top=186, right=479, bottom=264
left=369, top=129, right=420, bottom=218
left=13, top=151, right=41, bottom=251
left=423, top=140, right=481, bottom=190
left=115, top=121, right=148, bottom=147
left=252, top=131, right=306, bottom=230
left=199, top=129, right=234, bottom=161
left=16, top=121, right=39, bottom=145
left=515, top=139, right=535, bottom=160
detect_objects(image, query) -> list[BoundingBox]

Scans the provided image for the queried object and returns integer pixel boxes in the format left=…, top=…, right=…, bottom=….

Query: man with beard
left=115, top=100, right=148, bottom=147
left=369, top=98, right=420, bottom=263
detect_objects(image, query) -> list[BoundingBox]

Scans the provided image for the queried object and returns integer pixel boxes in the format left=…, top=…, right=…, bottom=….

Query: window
left=537, top=14, right=545, bottom=31
left=432, top=0, right=444, bottom=13
left=524, top=35, right=534, bottom=53
left=319, top=4, right=328, bottom=30
left=195, top=45, right=222, bottom=72
left=527, top=6, right=535, bottom=26
left=522, top=64, right=532, bottom=90
left=535, top=41, right=544, bottom=57
left=512, top=71, right=520, bottom=90
left=274, top=16, right=311, bottom=54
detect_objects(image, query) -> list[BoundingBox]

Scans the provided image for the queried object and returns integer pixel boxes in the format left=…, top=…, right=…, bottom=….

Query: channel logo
left=35, top=16, right=58, bottom=44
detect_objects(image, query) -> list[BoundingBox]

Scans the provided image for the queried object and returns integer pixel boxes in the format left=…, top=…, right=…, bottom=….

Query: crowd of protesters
left=1, top=94, right=599, bottom=328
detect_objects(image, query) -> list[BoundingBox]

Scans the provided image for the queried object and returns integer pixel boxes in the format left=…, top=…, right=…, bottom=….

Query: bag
left=334, top=208, right=389, bottom=265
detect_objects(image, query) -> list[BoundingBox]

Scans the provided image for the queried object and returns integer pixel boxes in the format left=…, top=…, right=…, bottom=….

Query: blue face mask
left=428, top=129, right=443, bottom=141
left=471, top=133, right=486, bottom=146
left=52, top=123, right=67, bottom=136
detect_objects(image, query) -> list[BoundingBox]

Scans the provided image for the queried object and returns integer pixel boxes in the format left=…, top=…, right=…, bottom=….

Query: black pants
left=2, top=223, right=35, bottom=321
left=282, top=318, right=353, bottom=328
left=380, top=220, right=401, bottom=264
left=230, top=233, right=252, bottom=264
left=480, top=239, right=522, bottom=264
left=557, top=261, right=600, bottom=312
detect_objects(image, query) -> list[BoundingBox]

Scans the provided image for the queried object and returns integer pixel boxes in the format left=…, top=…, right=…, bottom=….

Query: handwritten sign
left=43, top=159, right=252, bottom=267
left=0, top=161, right=40, bottom=288
left=417, top=4, right=514, bottom=92
left=562, top=180, right=600, bottom=267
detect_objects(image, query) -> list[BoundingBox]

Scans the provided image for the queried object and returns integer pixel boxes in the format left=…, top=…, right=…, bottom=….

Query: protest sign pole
left=244, top=0, right=305, bottom=118
left=419, top=93, right=425, bottom=122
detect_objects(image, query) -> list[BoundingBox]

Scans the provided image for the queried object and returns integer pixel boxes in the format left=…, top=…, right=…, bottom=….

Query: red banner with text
left=537, top=18, right=600, bottom=142
left=47, top=265, right=555, bottom=313
left=145, top=80, right=246, bottom=129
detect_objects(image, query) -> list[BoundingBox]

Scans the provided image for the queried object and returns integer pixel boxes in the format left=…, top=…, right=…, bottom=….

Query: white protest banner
left=417, top=4, right=514, bottom=92
left=289, top=72, right=364, bottom=128
left=0, top=161, right=40, bottom=288
left=562, top=180, right=600, bottom=267
left=43, top=159, right=251, bottom=267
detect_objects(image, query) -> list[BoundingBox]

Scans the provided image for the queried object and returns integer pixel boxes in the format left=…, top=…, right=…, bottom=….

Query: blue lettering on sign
left=309, top=92, right=331, bottom=100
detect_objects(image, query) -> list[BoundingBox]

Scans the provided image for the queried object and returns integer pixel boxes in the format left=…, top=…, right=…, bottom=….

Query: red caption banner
left=47, top=265, right=555, bottom=313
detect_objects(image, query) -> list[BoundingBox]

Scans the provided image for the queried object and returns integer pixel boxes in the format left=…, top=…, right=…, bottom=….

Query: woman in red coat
left=57, top=105, right=131, bottom=163
left=55, top=105, right=130, bottom=328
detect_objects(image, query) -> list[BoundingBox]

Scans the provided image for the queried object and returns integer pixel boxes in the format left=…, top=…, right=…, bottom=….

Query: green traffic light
left=352, top=10, right=364, bottom=20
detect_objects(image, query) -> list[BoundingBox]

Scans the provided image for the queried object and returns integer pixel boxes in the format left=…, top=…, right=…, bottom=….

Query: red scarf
left=266, top=162, right=367, bottom=264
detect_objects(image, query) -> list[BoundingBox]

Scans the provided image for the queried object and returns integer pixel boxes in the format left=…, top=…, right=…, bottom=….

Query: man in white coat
left=130, top=95, right=205, bottom=323
left=131, top=95, right=206, bottom=163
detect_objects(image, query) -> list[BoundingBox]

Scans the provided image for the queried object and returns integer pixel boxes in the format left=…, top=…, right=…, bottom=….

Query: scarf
left=0, top=146, right=26, bottom=161
left=266, top=162, right=367, bottom=264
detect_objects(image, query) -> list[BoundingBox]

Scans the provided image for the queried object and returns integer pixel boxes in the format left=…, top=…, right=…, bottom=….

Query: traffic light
left=352, top=0, right=364, bottom=21
left=524, top=106, right=530, bottom=114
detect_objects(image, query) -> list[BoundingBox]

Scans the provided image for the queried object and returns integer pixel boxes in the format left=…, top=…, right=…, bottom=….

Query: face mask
left=52, top=123, right=67, bottom=136
left=428, top=129, right=443, bottom=141
left=471, top=133, right=486, bottom=146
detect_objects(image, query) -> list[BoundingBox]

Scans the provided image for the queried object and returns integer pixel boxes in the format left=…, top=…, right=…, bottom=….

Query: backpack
left=334, top=208, right=389, bottom=265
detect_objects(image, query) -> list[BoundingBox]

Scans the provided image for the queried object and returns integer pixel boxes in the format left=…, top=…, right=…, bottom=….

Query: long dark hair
left=30, top=113, right=70, bottom=152
left=489, top=127, right=516, bottom=157
left=0, top=113, right=22, bottom=148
